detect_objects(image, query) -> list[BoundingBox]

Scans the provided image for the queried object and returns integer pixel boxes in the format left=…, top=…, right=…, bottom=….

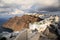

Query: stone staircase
left=14, top=29, right=40, bottom=40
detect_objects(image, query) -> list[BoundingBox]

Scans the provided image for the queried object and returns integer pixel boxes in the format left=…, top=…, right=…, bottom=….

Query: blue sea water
left=0, top=18, right=7, bottom=25
left=0, top=18, right=13, bottom=33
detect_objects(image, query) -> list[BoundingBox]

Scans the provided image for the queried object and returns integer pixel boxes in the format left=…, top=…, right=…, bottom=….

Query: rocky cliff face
left=3, top=15, right=43, bottom=31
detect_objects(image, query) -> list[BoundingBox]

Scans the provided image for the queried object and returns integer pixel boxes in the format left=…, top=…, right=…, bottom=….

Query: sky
left=0, top=0, right=60, bottom=18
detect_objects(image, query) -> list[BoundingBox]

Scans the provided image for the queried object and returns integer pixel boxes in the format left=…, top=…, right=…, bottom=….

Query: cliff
left=3, top=15, right=43, bottom=31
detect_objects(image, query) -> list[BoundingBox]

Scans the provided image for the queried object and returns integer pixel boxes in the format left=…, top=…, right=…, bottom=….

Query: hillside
left=3, top=15, right=43, bottom=31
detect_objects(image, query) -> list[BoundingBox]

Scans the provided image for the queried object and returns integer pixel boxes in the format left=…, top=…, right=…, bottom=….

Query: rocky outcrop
left=3, top=15, right=43, bottom=31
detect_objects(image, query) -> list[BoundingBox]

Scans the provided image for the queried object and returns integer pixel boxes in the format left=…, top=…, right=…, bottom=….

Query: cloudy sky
left=0, top=0, right=60, bottom=18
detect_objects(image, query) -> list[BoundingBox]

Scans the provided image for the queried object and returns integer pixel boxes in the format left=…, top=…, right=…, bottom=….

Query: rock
left=3, top=15, right=43, bottom=31
left=39, top=27, right=58, bottom=40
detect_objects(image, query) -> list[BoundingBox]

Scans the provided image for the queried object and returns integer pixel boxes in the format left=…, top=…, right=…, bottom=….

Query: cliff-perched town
left=0, top=13, right=60, bottom=40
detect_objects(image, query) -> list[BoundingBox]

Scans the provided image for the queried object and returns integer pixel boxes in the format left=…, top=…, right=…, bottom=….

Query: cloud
left=2, top=0, right=59, bottom=7
left=0, top=0, right=60, bottom=18
left=0, top=0, right=59, bottom=10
